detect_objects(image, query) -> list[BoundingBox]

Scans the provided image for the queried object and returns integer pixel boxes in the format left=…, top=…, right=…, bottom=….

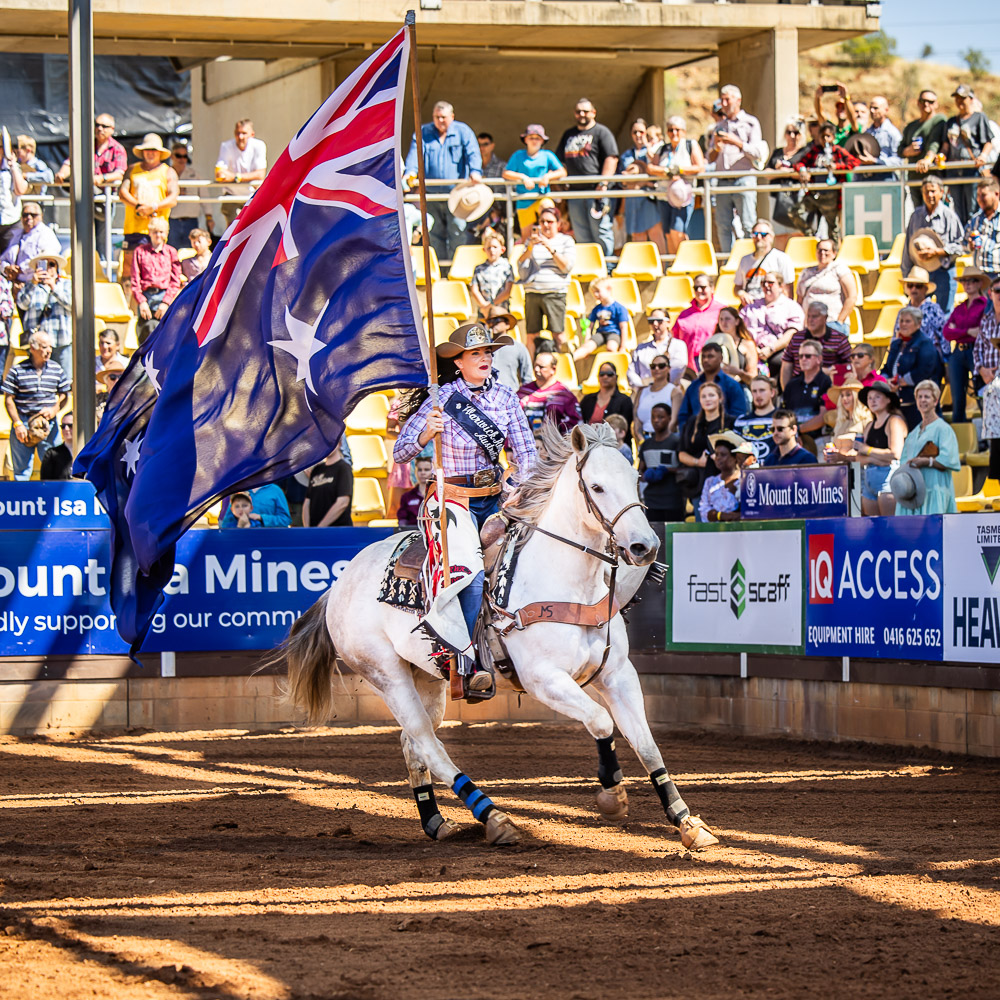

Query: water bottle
left=913, top=136, right=923, bottom=154
left=971, top=230, right=983, bottom=251
left=824, top=143, right=836, bottom=186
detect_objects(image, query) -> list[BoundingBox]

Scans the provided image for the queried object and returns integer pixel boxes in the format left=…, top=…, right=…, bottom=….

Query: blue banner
left=0, top=524, right=391, bottom=657
left=742, top=465, right=848, bottom=520
left=0, top=481, right=108, bottom=531
left=805, top=516, right=943, bottom=659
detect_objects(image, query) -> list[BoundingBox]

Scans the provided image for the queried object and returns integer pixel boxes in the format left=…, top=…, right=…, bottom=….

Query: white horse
left=269, top=422, right=718, bottom=850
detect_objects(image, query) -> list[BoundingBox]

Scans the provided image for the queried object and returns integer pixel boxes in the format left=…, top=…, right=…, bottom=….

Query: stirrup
left=464, top=668, right=495, bottom=701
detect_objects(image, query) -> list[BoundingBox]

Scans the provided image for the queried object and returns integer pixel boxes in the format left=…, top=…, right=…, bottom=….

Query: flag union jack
left=193, top=27, right=407, bottom=347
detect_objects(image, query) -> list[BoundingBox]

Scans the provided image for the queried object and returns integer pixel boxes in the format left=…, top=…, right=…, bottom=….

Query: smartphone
left=821, top=85, right=840, bottom=94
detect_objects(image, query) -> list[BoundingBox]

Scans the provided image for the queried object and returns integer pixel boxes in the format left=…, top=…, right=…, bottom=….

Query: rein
left=492, top=442, right=644, bottom=687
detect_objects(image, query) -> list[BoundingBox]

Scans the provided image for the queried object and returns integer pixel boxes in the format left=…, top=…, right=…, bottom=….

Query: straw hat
left=484, top=304, right=518, bottom=328
left=447, top=180, right=495, bottom=222
left=889, top=464, right=927, bottom=510
left=708, top=430, right=754, bottom=456
left=959, top=264, right=989, bottom=285
left=901, top=266, right=936, bottom=293
left=436, top=321, right=513, bottom=358
left=96, top=359, right=127, bottom=388
left=132, top=133, right=171, bottom=161
left=26, top=253, right=67, bottom=274
left=908, top=228, right=946, bottom=272
left=827, top=376, right=865, bottom=404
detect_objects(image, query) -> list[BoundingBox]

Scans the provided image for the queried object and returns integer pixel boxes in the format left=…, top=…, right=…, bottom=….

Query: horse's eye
left=591, top=484, right=604, bottom=493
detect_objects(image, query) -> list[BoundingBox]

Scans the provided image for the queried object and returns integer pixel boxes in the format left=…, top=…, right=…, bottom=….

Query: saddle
left=391, top=513, right=509, bottom=583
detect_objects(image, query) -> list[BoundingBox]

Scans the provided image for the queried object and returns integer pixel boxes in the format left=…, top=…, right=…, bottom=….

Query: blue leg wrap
left=457, top=571, right=485, bottom=639
left=452, top=772, right=496, bottom=824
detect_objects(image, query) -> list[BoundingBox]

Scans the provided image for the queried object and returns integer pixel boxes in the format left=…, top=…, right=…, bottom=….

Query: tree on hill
left=839, top=31, right=897, bottom=70
left=920, top=44, right=933, bottom=60
left=961, top=49, right=991, bottom=80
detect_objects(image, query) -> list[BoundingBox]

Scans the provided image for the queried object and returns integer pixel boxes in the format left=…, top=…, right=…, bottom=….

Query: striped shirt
left=966, top=208, right=1000, bottom=278
left=974, top=309, right=1000, bottom=372
left=783, top=327, right=852, bottom=375
left=395, top=379, right=537, bottom=486
left=1, top=358, right=71, bottom=418
left=17, top=279, right=73, bottom=348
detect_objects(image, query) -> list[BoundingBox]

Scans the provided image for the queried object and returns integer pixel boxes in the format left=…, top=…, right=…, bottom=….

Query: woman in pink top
left=942, top=266, right=989, bottom=422
left=672, top=272, right=723, bottom=371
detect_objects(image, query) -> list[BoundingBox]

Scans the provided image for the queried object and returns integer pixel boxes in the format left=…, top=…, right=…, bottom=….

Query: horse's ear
left=570, top=424, right=588, bottom=454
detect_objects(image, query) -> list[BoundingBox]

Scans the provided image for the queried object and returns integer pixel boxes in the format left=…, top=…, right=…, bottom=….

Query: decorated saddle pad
left=377, top=532, right=425, bottom=614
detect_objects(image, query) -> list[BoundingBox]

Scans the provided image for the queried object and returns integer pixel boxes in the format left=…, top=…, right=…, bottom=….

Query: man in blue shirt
left=404, top=101, right=481, bottom=261
left=762, top=410, right=818, bottom=466
left=675, top=341, right=748, bottom=426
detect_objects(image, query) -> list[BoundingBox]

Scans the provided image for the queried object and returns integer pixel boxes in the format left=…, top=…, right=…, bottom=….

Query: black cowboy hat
left=859, top=381, right=901, bottom=410
left=436, top=321, right=514, bottom=358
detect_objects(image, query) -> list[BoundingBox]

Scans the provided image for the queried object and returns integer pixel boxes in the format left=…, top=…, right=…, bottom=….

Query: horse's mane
left=514, top=420, right=619, bottom=526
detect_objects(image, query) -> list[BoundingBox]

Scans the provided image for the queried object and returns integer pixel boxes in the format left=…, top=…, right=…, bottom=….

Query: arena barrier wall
left=1, top=483, right=998, bottom=754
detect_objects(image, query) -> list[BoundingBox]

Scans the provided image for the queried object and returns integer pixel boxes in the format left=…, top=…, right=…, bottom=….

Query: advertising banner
left=805, top=516, right=943, bottom=659
left=668, top=524, right=803, bottom=652
left=943, top=514, right=1000, bottom=663
left=0, top=481, right=108, bottom=531
left=741, top=465, right=848, bottom=521
left=0, top=525, right=390, bottom=657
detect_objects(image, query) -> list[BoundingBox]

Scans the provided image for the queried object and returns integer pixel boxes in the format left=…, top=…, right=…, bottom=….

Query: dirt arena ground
left=1, top=721, right=998, bottom=1000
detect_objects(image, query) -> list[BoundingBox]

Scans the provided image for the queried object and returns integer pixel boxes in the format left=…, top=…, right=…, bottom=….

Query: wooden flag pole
left=406, top=12, right=462, bottom=698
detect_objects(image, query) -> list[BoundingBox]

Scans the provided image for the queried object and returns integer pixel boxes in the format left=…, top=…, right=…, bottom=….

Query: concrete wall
left=3, top=673, right=997, bottom=757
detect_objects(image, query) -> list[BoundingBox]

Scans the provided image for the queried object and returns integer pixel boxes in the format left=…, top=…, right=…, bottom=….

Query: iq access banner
left=0, top=525, right=389, bottom=657
left=668, top=523, right=803, bottom=652
left=805, top=516, right=944, bottom=659
left=943, top=513, right=1000, bottom=663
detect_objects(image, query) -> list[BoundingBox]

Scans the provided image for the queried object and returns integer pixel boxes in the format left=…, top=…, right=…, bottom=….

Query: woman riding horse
left=395, top=322, right=537, bottom=696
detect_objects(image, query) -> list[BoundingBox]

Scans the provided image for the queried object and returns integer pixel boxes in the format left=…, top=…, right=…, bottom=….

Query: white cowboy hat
left=901, top=266, right=936, bottom=293
left=132, top=133, right=172, bottom=161
left=447, top=180, right=495, bottom=222
left=666, top=177, right=693, bottom=209
left=26, top=253, right=67, bottom=273
left=889, top=464, right=927, bottom=510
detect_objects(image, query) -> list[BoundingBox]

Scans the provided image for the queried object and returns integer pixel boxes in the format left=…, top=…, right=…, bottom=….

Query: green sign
left=842, top=183, right=905, bottom=252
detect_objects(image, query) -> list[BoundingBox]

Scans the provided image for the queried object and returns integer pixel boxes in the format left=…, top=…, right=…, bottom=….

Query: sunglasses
left=21, top=211, right=40, bottom=218
left=649, top=317, right=667, bottom=323
left=918, top=98, right=936, bottom=105
left=850, top=352, right=869, bottom=359
left=991, top=287, right=1000, bottom=295
left=751, top=231, right=770, bottom=238
left=693, top=285, right=710, bottom=291
left=650, top=362, right=669, bottom=370
left=786, top=129, right=800, bottom=136
left=95, top=122, right=114, bottom=129
left=105, top=373, right=122, bottom=382
left=60, top=422, right=73, bottom=429
left=486, top=318, right=508, bottom=326
left=599, top=369, right=617, bottom=377
left=173, top=152, right=189, bottom=158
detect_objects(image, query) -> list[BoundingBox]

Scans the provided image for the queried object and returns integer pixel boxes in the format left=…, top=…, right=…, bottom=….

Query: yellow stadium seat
left=352, top=477, right=387, bottom=522
left=565, top=279, right=586, bottom=319
left=667, top=239, right=718, bottom=277
left=865, top=268, right=905, bottom=309
left=425, top=316, right=460, bottom=345
left=570, top=243, right=608, bottom=284
left=367, top=518, right=400, bottom=528
left=177, top=247, right=196, bottom=262
left=122, top=317, right=140, bottom=353
left=0, top=404, right=10, bottom=439
left=957, top=478, right=1000, bottom=513
left=866, top=305, right=901, bottom=347
left=552, top=353, right=579, bottom=391
left=94, top=282, right=132, bottom=323
left=784, top=236, right=818, bottom=272
left=606, top=277, right=642, bottom=317
left=952, top=466, right=973, bottom=499
left=345, top=393, right=391, bottom=435
left=449, top=245, right=488, bottom=283
left=720, top=238, right=754, bottom=275
left=882, top=232, right=905, bottom=269
left=620, top=318, right=638, bottom=353
left=955, top=255, right=974, bottom=278
left=847, top=307, right=863, bottom=339
left=509, top=283, right=525, bottom=320
left=9, top=312, right=25, bottom=350
left=647, top=274, right=694, bottom=314
left=346, top=434, right=389, bottom=477
left=613, top=241, right=663, bottom=282
left=427, top=280, right=473, bottom=320
left=836, top=234, right=880, bottom=274
left=713, top=273, right=739, bottom=308
left=581, top=351, right=630, bottom=392
left=410, top=246, right=441, bottom=287
left=951, top=423, right=990, bottom=467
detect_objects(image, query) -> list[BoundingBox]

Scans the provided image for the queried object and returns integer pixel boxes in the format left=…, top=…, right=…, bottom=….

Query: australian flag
left=74, top=26, right=428, bottom=652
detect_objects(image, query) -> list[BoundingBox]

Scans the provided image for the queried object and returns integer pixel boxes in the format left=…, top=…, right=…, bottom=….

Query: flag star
left=141, top=352, right=161, bottom=393
left=269, top=303, right=329, bottom=394
left=121, top=434, right=143, bottom=478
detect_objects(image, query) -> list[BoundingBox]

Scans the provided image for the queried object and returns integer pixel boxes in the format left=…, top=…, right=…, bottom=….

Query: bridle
left=497, top=441, right=647, bottom=686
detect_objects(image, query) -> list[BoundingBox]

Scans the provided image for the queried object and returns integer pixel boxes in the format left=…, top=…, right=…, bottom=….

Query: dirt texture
left=1, top=722, right=998, bottom=1000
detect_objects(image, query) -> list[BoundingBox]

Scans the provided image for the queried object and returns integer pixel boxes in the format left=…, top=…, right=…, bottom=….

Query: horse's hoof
left=596, top=783, right=629, bottom=823
left=485, top=809, right=521, bottom=846
left=679, top=815, right=719, bottom=851
left=434, top=819, right=460, bottom=841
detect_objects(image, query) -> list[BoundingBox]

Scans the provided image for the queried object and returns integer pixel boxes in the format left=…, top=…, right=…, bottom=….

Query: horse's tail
left=259, top=591, right=338, bottom=725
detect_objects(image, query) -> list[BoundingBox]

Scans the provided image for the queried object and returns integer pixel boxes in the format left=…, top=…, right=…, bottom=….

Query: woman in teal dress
left=897, top=380, right=960, bottom=516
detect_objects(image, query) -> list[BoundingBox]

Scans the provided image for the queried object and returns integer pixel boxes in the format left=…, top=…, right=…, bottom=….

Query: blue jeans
left=714, top=175, right=757, bottom=253
left=427, top=199, right=467, bottom=262
left=457, top=492, right=502, bottom=638
left=947, top=344, right=976, bottom=421
left=567, top=196, right=614, bottom=257
left=9, top=415, right=59, bottom=480
left=934, top=266, right=955, bottom=315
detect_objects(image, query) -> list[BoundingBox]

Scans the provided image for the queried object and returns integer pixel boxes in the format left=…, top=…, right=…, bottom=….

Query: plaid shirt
left=966, top=208, right=1000, bottom=278
left=974, top=309, right=1000, bottom=372
left=16, top=278, right=73, bottom=347
left=395, top=378, right=537, bottom=486
left=61, top=138, right=127, bottom=181
left=795, top=142, right=861, bottom=177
